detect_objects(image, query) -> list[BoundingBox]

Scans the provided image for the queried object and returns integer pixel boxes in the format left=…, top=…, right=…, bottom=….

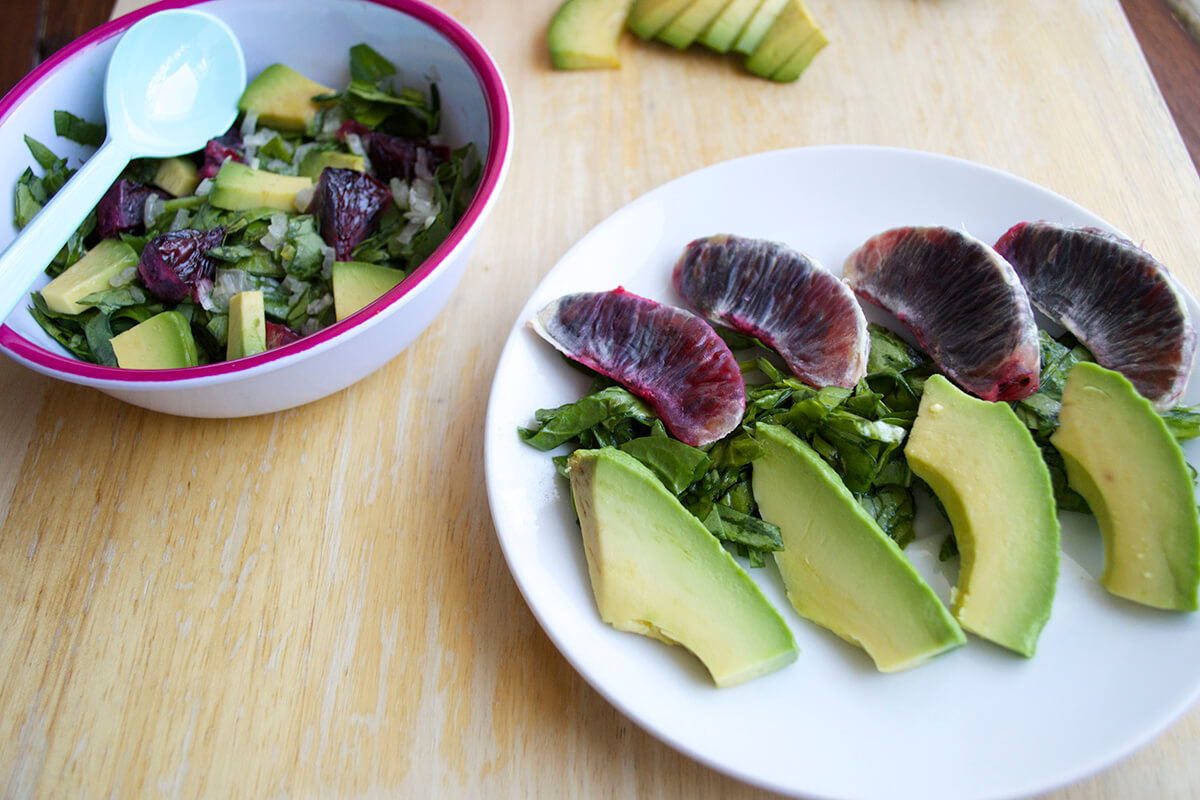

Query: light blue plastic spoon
left=0, top=9, right=245, bottom=324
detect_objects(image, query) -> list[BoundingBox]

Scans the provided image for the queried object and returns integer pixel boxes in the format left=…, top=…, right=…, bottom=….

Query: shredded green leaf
left=53, top=110, right=105, bottom=147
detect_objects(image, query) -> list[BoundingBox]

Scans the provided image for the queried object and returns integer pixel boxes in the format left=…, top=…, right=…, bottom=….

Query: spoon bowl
left=0, top=9, right=244, bottom=324
left=105, top=10, right=246, bottom=156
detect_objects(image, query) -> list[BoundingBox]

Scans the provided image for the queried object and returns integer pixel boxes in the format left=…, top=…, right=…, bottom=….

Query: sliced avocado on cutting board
left=699, top=0, right=764, bottom=52
left=752, top=424, right=965, bottom=672
left=905, top=375, right=1060, bottom=657
left=548, top=0, right=826, bottom=82
left=567, top=447, right=798, bottom=687
left=657, top=0, right=736, bottom=50
left=548, top=0, right=634, bottom=69
left=733, top=0, right=786, bottom=54
left=769, top=19, right=829, bottom=82
left=744, top=0, right=828, bottom=81
left=627, top=0, right=694, bottom=39
left=1052, top=362, right=1200, bottom=611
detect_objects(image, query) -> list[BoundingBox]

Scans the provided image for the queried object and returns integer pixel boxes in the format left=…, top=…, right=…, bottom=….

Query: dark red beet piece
left=674, top=234, right=870, bottom=388
left=266, top=322, right=302, bottom=350
left=306, top=167, right=391, bottom=260
left=199, top=129, right=244, bottom=180
left=335, top=120, right=372, bottom=141
left=334, top=121, right=449, bottom=183
left=97, top=179, right=167, bottom=240
left=367, top=132, right=450, bottom=183
left=844, top=226, right=1041, bottom=402
left=530, top=288, right=746, bottom=447
left=138, top=227, right=226, bottom=303
left=995, top=221, right=1196, bottom=409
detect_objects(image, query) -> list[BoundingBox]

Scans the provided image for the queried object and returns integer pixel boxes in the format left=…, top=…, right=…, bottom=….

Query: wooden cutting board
left=3, top=0, right=1199, bottom=796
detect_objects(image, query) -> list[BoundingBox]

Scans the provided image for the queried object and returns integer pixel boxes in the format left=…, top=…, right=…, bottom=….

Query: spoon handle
left=0, top=140, right=131, bottom=326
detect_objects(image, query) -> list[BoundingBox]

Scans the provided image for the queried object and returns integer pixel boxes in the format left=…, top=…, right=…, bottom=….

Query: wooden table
left=3, top=1, right=1200, bottom=797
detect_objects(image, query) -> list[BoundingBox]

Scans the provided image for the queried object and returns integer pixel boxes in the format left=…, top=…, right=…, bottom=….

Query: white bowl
left=0, top=0, right=512, bottom=416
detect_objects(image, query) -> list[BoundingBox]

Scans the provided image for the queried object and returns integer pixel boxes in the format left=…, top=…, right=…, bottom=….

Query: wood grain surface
left=4, top=1, right=1200, bottom=797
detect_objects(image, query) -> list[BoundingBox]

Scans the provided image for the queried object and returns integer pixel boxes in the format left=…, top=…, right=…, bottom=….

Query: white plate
left=483, top=146, right=1200, bottom=800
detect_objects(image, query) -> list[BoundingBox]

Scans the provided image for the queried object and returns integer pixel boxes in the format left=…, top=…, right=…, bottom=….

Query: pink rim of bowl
left=0, top=0, right=511, bottom=384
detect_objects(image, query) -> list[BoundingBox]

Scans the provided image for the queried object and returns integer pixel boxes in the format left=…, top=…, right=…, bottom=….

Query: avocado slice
left=657, top=0, right=735, bottom=50
left=297, top=149, right=365, bottom=179
left=627, top=0, right=693, bottom=39
left=209, top=162, right=313, bottom=213
left=332, top=261, right=405, bottom=321
left=698, top=0, right=764, bottom=53
left=110, top=311, right=199, bottom=369
left=732, top=0, right=785, bottom=54
left=1052, top=362, right=1200, bottom=611
left=752, top=423, right=965, bottom=671
left=40, top=239, right=138, bottom=315
left=744, top=0, right=826, bottom=80
left=153, top=157, right=200, bottom=197
left=567, top=447, right=798, bottom=687
left=905, top=375, right=1060, bottom=656
left=227, top=291, right=268, bottom=361
left=238, top=64, right=334, bottom=133
left=548, top=0, right=633, bottom=69
left=769, top=19, right=827, bottom=82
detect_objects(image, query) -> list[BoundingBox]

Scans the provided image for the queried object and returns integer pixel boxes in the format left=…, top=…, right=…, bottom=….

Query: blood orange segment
left=843, top=226, right=1040, bottom=402
left=530, top=288, right=746, bottom=447
left=995, top=221, right=1196, bottom=409
left=673, top=234, right=869, bottom=388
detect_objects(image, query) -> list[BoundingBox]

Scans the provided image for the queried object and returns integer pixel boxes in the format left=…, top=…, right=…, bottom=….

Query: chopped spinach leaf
left=53, top=110, right=105, bottom=147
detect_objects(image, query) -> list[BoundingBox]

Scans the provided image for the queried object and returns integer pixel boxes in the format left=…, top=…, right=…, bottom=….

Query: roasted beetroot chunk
left=844, top=226, right=1041, bottom=402
left=367, top=132, right=450, bottom=183
left=674, top=234, right=870, bottom=389
left=97, top=179, right=167, bottom=240
left=138, top=227, right=225, bottom=303
left=529, top=288, right=746, bottom=447
left=306, top=167, right=391, bottom=260
left=995, top=221, right=1196, bottom=409
left=335, top=121, right=449, bottom=183
left=266, top=321, right=302, bottom=350
left=199, top=129, right=244, bottom=180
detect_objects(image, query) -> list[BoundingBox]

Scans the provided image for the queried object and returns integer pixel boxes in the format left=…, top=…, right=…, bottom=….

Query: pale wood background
left=3, top=0, right=1199, bottom=797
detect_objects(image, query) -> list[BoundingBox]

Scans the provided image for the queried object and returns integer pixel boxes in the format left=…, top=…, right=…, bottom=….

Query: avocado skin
left=753, top=423, right=965, bottom=671
left=905, top=375, right=1060, bottom=657
left=567, top=447, right=798, bottom=687
left=1052, top=362, right=1200, bottom=611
